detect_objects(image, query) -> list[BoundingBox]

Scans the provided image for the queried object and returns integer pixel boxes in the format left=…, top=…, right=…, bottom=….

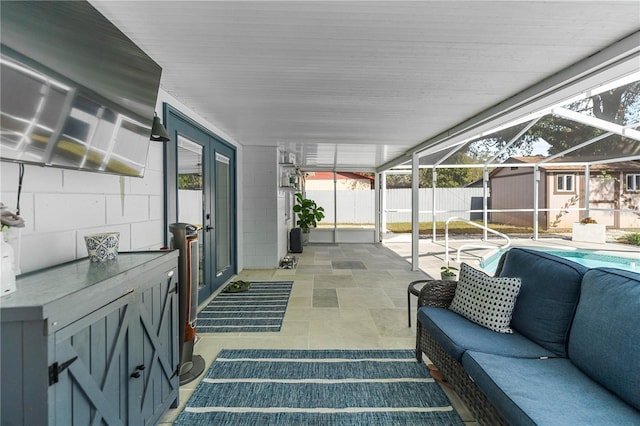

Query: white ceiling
left=90, top=1, right=640, bottom=171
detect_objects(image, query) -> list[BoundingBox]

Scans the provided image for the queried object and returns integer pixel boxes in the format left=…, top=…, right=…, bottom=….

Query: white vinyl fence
left=306, top=187, right=486, bottom=224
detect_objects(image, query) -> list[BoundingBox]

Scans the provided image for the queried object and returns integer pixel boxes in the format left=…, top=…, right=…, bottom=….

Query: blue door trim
left=162, top=103, right=237, bottom=301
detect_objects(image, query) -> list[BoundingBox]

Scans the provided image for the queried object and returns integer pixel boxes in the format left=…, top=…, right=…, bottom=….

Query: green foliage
left=462, top=82, right=640, bottom=162
left=293, top=193, right=325, bottom=232
left=178, top=173, right=202, bottom=190
left=618, top=233, right=640, bottom=246
left=385, top=155, right=483, bottom=189
left=440, top=265, right=458, bottom=277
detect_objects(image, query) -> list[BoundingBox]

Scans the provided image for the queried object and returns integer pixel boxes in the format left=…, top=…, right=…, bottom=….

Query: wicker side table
left=407, top=279, right=457, bottom=327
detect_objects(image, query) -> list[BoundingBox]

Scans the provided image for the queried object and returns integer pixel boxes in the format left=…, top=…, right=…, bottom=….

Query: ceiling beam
left=551, top=107, right=640, bottom=142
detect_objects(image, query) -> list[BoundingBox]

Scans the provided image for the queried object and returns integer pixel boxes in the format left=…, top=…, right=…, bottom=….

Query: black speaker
left=290, top=228, right=303, bottom=253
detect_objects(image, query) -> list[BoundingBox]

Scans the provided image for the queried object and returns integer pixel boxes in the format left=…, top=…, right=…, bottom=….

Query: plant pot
left=85, top=232, right=120, bottom=262
left=572, top=223, right=606, bottom=244
left=441, top=273, right=457, bottom=281
left=302, top=230, right=310, bottom=246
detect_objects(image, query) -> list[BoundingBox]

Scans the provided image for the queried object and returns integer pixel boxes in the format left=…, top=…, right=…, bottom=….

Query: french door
left=164, top=104, right=236, bottom=304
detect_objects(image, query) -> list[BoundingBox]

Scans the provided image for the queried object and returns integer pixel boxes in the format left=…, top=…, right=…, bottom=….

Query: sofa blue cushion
left=568, top=267, right=640, bottom=410
left=498, top=248, right=587, bottom=357
left=462, top=351, right=640, bottom=425
left=417, top=306, right=555, bottom=362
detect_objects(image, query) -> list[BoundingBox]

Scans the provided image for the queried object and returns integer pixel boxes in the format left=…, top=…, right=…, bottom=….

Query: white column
left=432, top=167, right=437, bottom=241
left=483, top=167, right=489, bottom=241
left=412, top=154, right=420, bottom=271
left=533, top=166, right=540, bottom=240
left=374, top=172, right=381, bottom=242
left=584, top=164, right=590, bottom=218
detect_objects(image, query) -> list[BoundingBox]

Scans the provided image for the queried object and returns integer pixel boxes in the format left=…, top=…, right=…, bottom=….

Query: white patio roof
left=90, top=1, right=640, bottom=171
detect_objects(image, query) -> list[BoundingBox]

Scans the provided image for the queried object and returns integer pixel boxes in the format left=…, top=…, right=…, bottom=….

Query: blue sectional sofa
left=416, top=248, right=640, bottom=425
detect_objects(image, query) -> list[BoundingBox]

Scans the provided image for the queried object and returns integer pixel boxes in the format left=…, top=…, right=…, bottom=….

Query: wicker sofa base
left=417, top=324, right=507, bottom=426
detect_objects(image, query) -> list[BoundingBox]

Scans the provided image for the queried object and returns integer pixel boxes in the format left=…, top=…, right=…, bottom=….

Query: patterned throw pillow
left=449, top=263, right=521, bottom=333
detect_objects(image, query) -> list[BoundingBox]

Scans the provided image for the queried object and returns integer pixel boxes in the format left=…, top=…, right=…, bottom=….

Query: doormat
left=197, top=281, right=293, bottom=332
left=173, top=349, right=463, bottom=425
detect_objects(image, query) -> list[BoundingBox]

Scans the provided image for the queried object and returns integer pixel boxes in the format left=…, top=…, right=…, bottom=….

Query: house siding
left=490, top=167, right=546, bottom=228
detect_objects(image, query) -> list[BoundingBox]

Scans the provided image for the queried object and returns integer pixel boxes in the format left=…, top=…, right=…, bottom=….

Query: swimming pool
left=480, top=248, right=640, bottom=274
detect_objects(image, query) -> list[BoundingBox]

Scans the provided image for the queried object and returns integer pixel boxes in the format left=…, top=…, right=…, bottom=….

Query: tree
left=520, top=81, right=640, bottom=156
left=386, top=153, right=482, bottom=189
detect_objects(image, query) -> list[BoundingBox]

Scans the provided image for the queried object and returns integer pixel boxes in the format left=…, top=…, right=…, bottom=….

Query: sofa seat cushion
left=498, top=248, right=588, bottom=357
left=568, top=267, right=640, bottom=410
left=417, top=306, right=555, bottom=362
left=462, top=351, right=640, bottom=426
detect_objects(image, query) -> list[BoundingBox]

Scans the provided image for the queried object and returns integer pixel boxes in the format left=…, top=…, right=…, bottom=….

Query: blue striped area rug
left=197, top=281, right=293, bottom=332
left=174, top=349, right=464, bottom=425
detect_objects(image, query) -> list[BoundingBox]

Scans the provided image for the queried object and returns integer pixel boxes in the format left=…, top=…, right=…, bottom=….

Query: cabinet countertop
left=0, top=251, right=179, bottom=330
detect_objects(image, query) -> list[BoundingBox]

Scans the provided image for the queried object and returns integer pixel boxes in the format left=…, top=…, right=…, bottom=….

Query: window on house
left=556, top=174, right=574, bottom=192
left=626, top=174, right=640, bottom=191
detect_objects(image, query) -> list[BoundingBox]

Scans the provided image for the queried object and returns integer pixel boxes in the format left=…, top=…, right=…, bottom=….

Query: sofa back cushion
left=568, top=268, right=640, bottom=410
left=498, top=248, right=587, bottom=357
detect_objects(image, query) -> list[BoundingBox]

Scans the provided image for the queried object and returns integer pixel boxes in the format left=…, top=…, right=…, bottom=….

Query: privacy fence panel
left=305, top=188, right=487, bottom=225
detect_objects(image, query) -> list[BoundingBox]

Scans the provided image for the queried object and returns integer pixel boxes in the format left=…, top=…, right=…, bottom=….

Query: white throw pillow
left=449, top=263, right=521, bottom=333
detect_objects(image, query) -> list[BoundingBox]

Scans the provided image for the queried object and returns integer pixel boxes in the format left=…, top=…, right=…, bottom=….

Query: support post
left=483, top=167, right=489, bottom=241
left=412, top=154, right=420, bottom=271
left=432, top=166, right=437, bottom=241
left=584, top=164, right=590, bottom=219
left=533, top=166, right=540, bottom=240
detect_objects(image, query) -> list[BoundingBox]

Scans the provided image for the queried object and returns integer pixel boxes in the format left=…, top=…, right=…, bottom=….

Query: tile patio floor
left=160, top=233, right=639, bottom=425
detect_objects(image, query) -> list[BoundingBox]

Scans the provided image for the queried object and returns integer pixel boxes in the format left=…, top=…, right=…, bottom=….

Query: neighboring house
left=305, top=171, right=375, bottom=190
left=490, top=157, right=640, bottom=229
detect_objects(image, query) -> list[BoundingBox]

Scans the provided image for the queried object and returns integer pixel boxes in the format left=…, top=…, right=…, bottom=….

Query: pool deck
left=382, top=232, right=640, bottom=280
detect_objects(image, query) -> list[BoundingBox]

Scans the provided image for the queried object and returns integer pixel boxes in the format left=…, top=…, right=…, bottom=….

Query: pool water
left=480, top=248, right=640, bottom=274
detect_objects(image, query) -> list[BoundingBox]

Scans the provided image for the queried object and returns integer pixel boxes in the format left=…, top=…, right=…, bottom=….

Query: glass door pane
left=215, top=152, right=231, bottom=276
left=177, top=136, right=205, bottom=290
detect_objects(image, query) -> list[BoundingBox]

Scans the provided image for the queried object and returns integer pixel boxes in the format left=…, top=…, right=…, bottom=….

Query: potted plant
left=572, top=217, right=606, bottom=244
left=440, top=264, right=458, bottom=281
left=292, top=193, right=325, bottom=244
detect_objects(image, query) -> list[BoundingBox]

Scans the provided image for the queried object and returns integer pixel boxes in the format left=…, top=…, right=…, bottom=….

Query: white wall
left=242, top=146, right=287, bottom=268
left=0, top=145, right=165, bottom=273
left=0, top=89, right=245, bottom=274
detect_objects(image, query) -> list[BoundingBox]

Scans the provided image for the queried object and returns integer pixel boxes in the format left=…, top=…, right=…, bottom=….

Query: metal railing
left=444, top=216, right=511, bottom=263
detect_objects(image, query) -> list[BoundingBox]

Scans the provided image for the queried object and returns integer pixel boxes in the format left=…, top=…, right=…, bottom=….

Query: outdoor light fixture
left=150, top=112, right=170, bottom=142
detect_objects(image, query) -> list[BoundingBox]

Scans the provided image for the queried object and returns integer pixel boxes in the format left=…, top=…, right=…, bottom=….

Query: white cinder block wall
left=0, top=89, right=245, bottom=275
left=242, top=146, right=289, bottom=268
left=0, top=143, right=165, bottom=274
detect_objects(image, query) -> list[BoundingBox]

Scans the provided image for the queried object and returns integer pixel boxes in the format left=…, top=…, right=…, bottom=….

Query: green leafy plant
left=440, top=264, right=458, bottom=277
left=293, top=193, right=325, bottom=233
left=618, top=232, right=640, bottom=246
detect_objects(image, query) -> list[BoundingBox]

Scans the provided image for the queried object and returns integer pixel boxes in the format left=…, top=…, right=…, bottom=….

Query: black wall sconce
left=150, top=112, right=170, bottom=142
